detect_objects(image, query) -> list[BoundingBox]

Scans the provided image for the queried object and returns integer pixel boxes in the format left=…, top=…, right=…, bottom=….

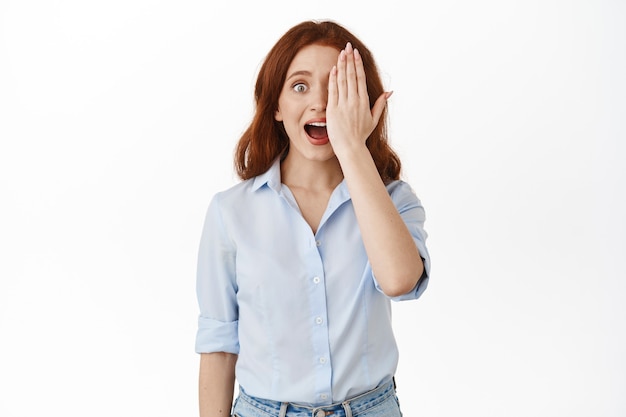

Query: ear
left=274, top=108, right=283, bottom=122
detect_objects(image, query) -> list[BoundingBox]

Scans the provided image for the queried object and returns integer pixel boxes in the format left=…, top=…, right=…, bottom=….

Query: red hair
left=235, top=20, right=401, bottom=183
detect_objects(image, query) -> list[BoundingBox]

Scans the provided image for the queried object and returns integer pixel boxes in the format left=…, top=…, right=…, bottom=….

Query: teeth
left=307, top=122, right=326, bottom=127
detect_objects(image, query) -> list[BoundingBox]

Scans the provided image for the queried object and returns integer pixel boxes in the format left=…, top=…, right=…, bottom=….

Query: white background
left=1, top=1, right=624, bottom=416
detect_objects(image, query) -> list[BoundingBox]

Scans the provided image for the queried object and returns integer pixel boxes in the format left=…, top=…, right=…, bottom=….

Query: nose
left=310, top=85, right=328, bottom=112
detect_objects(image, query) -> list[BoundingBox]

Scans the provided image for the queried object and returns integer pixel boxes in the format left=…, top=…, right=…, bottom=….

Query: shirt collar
left=250, top=158, right=351, bottom=206
left=251, top=158, right=282, bottom=192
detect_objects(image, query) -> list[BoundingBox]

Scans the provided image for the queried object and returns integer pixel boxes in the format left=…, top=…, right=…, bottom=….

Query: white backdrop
left=1, top=1, right=624, bottom=416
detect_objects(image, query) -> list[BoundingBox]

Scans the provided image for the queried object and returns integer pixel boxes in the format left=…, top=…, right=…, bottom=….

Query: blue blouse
left=195, top=159, right=430, bottom=406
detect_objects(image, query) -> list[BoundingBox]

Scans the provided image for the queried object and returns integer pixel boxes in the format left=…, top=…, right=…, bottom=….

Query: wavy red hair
left=235, top=20, right=401, bottom=183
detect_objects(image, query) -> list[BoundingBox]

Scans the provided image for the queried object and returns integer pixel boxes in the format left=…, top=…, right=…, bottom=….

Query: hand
left=326, top=42, right=391, bottom=157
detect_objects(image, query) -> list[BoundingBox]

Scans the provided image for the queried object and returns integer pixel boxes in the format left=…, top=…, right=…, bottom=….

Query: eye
left=292, top=83, right=308, bottom=93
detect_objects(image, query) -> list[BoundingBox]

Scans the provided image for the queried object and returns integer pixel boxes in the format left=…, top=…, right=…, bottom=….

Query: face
left=275, top=44, right=340, bottom=163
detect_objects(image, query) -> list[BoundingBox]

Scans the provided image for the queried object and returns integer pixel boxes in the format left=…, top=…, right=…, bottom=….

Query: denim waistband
left=236, top=379, right=396, bottom=417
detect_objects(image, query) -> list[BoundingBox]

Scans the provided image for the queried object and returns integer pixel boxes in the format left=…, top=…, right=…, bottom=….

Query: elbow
left=380, top=279, right=417, bottom=298
left=378, top=266, right=424, bottom=298
left=381, top=285, right=413, bottom=298
left=377, top=259, right=424, bottom=298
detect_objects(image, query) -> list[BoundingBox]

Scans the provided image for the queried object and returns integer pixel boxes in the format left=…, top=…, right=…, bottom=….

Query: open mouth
left=304, top=122, right=328, bottom=140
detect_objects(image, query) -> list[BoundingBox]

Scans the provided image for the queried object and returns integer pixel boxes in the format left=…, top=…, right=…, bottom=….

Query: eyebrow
left=285, top=70, right=312, bottom=82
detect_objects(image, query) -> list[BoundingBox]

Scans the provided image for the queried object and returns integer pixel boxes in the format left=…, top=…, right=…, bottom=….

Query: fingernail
left=354, top=48, right=360, bottom=60
left=346, top=42, right=352, bottom=52
left=386, top=91, right=394, bottom=99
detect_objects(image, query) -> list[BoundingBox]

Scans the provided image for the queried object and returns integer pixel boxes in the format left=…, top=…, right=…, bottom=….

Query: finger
left=328, top=65, right=338, bottom=107
left=353, top=47, right=369, bottom=106
left=345, top=42, right=358, bottom=100
left=336, top=49, right=347, bottom=100
left=371, top=91, right=392, bottom=127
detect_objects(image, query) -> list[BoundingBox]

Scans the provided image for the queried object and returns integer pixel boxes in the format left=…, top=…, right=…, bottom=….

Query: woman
left=196, top=20, right=430, bottom=417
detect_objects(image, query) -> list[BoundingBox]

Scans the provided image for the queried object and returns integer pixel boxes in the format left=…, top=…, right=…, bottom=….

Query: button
left=315, top=317, right=323, bottom=325
left=316, top=410, right=326, bottom=417
left=313, top=277, right=320, bottom=284
left=316, top=240, right=321, bottom=246
left=320, top=394, right=328, bottom=400
left=319, top=357, right=327, bottom=364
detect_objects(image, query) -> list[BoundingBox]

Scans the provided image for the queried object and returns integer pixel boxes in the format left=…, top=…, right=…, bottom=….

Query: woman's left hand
left=326, top=42, right=391, bottom=157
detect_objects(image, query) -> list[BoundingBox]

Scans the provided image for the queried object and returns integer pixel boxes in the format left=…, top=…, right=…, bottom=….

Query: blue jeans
left=232, top=379, right=402, bottom=417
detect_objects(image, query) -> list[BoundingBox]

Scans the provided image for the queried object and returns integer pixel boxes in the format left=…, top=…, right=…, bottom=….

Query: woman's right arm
left=199, top=352, right=237, bottom=417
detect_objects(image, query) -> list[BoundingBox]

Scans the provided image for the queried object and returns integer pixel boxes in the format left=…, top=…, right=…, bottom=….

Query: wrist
left=334, top=142, right=378, bottom=179
left=332, top=139, right=369, bottom=161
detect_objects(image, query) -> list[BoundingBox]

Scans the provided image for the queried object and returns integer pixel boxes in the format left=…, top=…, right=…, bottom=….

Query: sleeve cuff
left=195, top=316, right=239, bottom=354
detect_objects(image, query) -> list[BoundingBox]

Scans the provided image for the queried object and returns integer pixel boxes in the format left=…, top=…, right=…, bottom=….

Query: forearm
left=327, top=42, right=424, bottom=296
left=199, top=352, right=237, bottom=417
left=337, top=145, right=424, bottom=297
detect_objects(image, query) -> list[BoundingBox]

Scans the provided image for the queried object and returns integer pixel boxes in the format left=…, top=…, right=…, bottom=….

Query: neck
left=280, top=154, right=343, bottom=191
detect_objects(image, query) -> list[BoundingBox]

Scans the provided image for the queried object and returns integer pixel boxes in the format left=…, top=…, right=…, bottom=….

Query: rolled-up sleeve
left=372, top=181, right=431, bottom=301
left=195, top=193, right=239, bottom=354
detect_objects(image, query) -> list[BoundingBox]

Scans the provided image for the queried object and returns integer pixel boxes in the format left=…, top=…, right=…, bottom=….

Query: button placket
left=307, top=231, right=332, bottom=405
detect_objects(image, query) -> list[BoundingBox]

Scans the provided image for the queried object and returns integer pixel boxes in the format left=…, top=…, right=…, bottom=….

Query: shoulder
left=212, top=178, right=256, bottom=204
left=207, top=168, right=276, bottom=217
left=203, top=179, right=256, bottom=223
left=385, top=180, right=426, bottom=212
left=385, top=179, right=420, bottom=199
left=212, top=159, right=279, bottom=206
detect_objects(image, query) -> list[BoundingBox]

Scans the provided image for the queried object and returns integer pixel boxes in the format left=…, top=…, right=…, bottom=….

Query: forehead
left=287, top=44, right=340, bottom=73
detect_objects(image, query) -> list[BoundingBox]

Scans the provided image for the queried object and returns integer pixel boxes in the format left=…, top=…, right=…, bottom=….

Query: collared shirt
left=195, top=159, right=430, bottom=406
